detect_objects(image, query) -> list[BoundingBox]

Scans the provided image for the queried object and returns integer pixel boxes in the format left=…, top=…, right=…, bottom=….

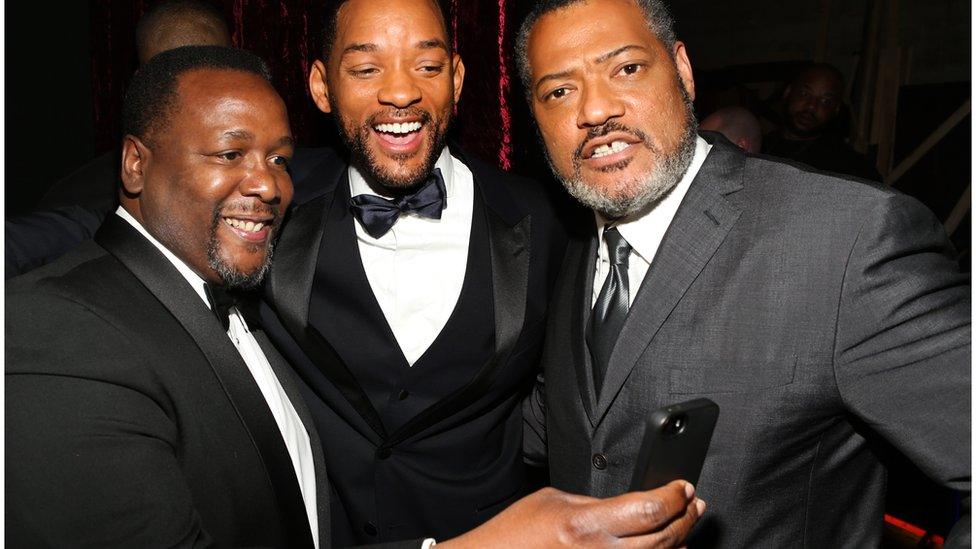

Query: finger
left=595, top=480, right=695, bottom=537
left=619, top=497, right=704, bottom=548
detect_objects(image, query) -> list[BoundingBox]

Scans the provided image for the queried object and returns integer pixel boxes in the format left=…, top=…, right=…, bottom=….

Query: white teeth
left=223, top=218, right=266, bottom=233
left=590, top=140, right=632, bottom=158
left=374, top=121, right=422, bottom=134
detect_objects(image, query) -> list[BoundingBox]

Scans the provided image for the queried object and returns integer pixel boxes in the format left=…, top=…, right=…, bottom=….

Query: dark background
left=4, top=0, right=970, bottom=542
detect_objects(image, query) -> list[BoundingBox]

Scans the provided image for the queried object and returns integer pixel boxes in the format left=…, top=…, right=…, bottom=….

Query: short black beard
left=334, top=105, right=452, bottom=195
left=206, top=207, right=278, bottom=290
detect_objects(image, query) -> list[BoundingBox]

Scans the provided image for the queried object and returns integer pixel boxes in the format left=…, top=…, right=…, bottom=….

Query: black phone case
left=629, top=397, right=720, bottom=491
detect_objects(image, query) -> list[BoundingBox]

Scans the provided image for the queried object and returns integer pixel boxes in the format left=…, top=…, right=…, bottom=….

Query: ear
left=452, top=53, right=466, bottom=104
left=120, top=135, right=150, bottom=196
left=309, top=59, right=334, bottom=114
left=672, top=41, right=695, bottom=102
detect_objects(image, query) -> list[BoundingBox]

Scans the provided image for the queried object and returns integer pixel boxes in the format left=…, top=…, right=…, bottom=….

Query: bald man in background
left=699, top=106, right=762, bottom=154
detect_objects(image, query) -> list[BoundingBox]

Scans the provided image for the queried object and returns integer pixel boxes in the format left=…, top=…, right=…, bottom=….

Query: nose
left=576, top=79, right=625, bottom=128
left=377, top=66, right=422, bottom=109
left=240, top=160, right=288, bottom=204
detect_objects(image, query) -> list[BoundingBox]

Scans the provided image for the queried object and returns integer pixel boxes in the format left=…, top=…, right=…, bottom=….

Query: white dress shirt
left=593, top=137, right=712, bottom=307
left=349, top=147, right=474, bottom=366
left=115, top=207, right=319, bottom=548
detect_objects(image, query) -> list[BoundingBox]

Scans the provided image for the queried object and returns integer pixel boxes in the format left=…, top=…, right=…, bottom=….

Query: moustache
left=573, top=121, right=652, bottom=162
left=367, top=107, right=433, bottom=127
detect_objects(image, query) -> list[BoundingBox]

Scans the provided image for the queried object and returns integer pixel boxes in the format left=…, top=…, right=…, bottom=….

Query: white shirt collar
left=115, top=206, right=212, bottom=309
left=596, top=136, right=712, bottom=263
left=348, top=146, right=456, bottom=200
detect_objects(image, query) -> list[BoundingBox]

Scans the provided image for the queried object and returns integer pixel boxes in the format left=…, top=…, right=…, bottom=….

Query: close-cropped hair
left=515, top=0, right=678, bottom=100
left=135, top=0, right=229, bottom=56
left=319, top=0, right=454, bottom=60
left=122, top=45, right=272, bottom=143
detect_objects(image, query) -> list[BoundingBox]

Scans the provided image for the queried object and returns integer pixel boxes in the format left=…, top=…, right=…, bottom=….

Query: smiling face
left=526, top=0, right=698, bottom=218
left=120, top=68, right=294, bottom=288
left=309, top=0, right=464, bottom=195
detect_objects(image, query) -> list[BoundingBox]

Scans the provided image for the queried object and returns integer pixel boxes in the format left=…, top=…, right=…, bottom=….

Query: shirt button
left=377, top=448, right=392, bottom=460
left=592, top=453, right=608, bottom=470
left=363, top=522, right=378, bottom=537
left=397, top=389, right=410, bottom=401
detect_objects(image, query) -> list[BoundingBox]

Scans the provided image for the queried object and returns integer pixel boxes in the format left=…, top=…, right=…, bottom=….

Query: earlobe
left=120, top=135, right=148, bottom=196
left=672, top=41, right=696, bottom=102
left=309, top=60, right=334, bottom=114
left=452, top=54, right=466, bottom=104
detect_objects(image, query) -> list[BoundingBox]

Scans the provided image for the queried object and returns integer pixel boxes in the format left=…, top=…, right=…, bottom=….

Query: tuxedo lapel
left=255, top=331, right=331, bottom=546
left=268, top=160, right=388, bottom=444
left=593, top=143, right=746, bottom=425
left=94, top=215, right=315, bottom=549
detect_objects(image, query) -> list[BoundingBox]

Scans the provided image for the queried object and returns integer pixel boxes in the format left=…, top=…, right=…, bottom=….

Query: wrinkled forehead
left=334, top=0, right=449, bottom=48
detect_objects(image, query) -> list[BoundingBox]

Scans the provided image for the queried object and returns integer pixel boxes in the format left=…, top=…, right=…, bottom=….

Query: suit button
left=397, top=389, right=410, bottom=400
left=592, top=453, right=608, bottom=470
left=377, top=448, right=392, bottom=460
left=363, top=522, right=378, bottom=537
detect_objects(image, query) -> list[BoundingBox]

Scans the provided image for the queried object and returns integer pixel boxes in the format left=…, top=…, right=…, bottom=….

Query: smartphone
left=629, top=398, right=720, bottom=491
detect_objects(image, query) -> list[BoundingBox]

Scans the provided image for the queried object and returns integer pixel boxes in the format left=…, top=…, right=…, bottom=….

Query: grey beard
left=550, top=86, right=699, bottom=219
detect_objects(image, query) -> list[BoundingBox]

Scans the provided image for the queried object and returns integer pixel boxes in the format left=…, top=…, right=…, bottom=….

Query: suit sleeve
left=832, top=193, right=970, bottom=535
left=5, top=291, right=215, bottom=548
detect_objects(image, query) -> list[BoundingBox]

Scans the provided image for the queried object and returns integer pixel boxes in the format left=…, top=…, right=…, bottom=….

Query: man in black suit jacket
left=6, top=46, right=330, bottom=547
left=517, top=0, right=970, bottom=547
left=258, top=0, right=570, bottom=544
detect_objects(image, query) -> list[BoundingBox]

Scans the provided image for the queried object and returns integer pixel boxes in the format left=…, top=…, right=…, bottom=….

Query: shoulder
left=289, top=146, right=347, bottom=206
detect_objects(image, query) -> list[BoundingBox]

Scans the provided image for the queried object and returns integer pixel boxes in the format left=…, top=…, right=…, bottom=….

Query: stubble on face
left=206, top=201, right=282, bottom=289
left=330, top=91, right=454, bottom=194
left=547, top=74, right=699, bottom=219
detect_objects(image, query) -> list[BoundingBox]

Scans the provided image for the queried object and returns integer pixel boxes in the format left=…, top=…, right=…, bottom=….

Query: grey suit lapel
left=593, top=142, right=746, bottom=425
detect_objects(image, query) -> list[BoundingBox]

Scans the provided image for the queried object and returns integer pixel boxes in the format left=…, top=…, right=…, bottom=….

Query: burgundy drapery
left=89, top=0, right=533, bottom=174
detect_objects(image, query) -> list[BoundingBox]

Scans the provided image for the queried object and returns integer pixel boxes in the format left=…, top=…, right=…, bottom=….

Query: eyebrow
left=342, top=42, right=378, bottom=56
left=534, top=45, right=648, bottom=94
left=222, top=129, right=255, bottom=140
left=417, top=38, right=449, bottom=52
left=341, top=38, right=449, bottom=58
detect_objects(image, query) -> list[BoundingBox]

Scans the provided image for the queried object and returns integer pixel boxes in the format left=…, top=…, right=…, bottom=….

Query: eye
left=216, top=151, right=242, bottom=161
left=618, top=63, right=643, bottom=76
left=270, top=155, right=291, bottom=168
left=545, top=87, right=571, bottom=101
left=419, top=63, right=445, bottom=74
left=349, top=66, right=379, bottom=78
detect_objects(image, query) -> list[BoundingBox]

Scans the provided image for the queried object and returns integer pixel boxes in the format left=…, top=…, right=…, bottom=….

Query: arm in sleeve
left=5, top=292, right=215, bottom=548
left=833, top=192, right=970, bottom=537
left=522, top=370, right=548, bottom=467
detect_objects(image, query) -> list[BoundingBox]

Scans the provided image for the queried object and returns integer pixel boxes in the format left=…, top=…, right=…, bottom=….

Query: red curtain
left=89, top=0, right=528, bottom=173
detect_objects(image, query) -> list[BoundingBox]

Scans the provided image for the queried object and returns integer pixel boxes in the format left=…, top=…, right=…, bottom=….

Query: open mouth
left=372, top=120, right=424, bottom=150
left=222, top=215, right=274, bottom=242
left=590, top=140, right=634, bottom=159
left=580, top=132, right=644, bottom=167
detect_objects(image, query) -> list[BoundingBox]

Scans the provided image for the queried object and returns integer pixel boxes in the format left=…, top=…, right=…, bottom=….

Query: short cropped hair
left=122, top=45, right=272, bottom=143
left=515, top=0, right=677, bottom=99
left=319, top=0, right=453, bottom=60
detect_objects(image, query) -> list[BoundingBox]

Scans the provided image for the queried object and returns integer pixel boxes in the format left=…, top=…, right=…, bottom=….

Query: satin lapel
left=593, top=144, right=746, bottom=425
left=384, top=160, right=531, bottom=447
left=267, top=167, right=388, bottom=444
left=255, top=330, right=330, bottom=546
left=94, top=216, right=315, bottom=549
left=568, top=232, right=599, bottom=425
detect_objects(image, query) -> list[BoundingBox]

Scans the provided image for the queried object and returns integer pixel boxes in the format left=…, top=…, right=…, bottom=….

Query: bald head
left=136, top=0, right=232, bottom=65
left=700, top=106, right=762, bottom=154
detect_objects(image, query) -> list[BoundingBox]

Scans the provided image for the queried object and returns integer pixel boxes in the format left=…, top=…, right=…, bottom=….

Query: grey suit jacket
left=525, top=136, right=971, bottom=547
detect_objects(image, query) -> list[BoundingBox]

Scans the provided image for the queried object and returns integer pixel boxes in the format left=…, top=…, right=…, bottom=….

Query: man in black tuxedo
left=258, top=0, right=572, bottom=544
left=6, top=45, right=327, bottom=548
left=6, top=43, right=705, bottom=549
left=517, top=0, right=970, bottom=547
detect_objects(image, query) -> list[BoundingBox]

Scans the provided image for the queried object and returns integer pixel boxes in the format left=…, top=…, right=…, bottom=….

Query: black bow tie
left=349, top=168, right=447, bottom=239
left=204, top=283, right=237, bottom=331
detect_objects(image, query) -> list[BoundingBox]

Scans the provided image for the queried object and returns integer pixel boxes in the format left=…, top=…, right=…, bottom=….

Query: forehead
left=794, top=70, right=841, bottom=93
left=166, top=69, right=287, bottom=132
left=527, top=0, right=660, bottom=75
left=334, top=0, right=447, bottom=46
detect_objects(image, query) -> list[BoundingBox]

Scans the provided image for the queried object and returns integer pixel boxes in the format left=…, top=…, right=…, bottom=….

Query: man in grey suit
left=516, top=0, right=970, bottom=547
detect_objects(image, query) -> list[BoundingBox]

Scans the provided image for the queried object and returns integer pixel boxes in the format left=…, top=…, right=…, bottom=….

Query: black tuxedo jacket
left=526, top=135, right=970, bottom=547
left=6, top=215, right=328, bottom=548
left=261, top=146, right=567, bottom=544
